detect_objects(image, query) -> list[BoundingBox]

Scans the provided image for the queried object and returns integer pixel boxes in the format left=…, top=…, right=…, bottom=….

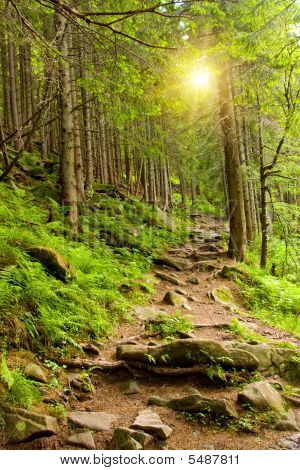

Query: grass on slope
left=0, top=182, right=187, bottom=352
left=224, top=263, right=300, bottom=338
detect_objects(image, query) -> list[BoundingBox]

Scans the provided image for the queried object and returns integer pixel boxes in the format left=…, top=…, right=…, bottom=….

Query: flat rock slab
left=67, top=431, right=95, bottom=450
left=277, top=433, right=300, bottom=449
left=148, top=391, right=238, bottom=419
left=109, top=427, right=154, bottom=450
left=68, top=412, right=117, bottom=431
left=5, top=408, right=58, bottom=444
left=194, top=231, right=223, bottom=241
left=154, top=256, right=189, bottom=271
left=133, top=305, right=165, bottom=321
left=131, top=409, right=172, bottom=439
left=154, top=271, right=186, bottom=286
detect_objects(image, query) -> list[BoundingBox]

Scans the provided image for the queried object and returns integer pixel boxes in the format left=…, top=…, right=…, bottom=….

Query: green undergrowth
left=82, top=190, right=188, bottom=254
left=229, top=318, right=297, bottom=349
left=177, top=407, right=279, bottom=433
left=145, top=312, right=194, bottom=340
left=171, top=193, right=225, bottom=218
left=0, top=182, right=188, bottom=352
left=224, top=263, right=300, bottom=338
left=0, top=354, right=41, bottom=409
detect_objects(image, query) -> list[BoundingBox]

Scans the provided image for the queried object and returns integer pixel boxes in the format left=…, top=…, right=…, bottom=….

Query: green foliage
left=229, top=318, right=266, bottom=343
left=145, top=312, right=193, bottom=340
left=48, top=403, right=67, bottom=420
left=229, top=318, right=297, bottom=349
left=235, top=264, right=300, bottom=338
left=247, top=236, right=300, bottom=283
left=206, top=364, right=226, bottom=382
left=0, top=354, right=41, bottom=409
left=0, top=183, right=187, bottom=350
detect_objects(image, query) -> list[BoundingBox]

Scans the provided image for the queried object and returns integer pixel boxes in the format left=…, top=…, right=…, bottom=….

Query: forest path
left=58, top=214, right=299, bottom=450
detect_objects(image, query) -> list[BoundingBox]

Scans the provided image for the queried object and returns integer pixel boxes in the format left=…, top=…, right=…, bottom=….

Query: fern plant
left=0, top=354, right=41, bottom=409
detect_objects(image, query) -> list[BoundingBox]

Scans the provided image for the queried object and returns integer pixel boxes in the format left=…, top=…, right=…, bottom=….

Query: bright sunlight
left=190, top=68, right=211, bottom=88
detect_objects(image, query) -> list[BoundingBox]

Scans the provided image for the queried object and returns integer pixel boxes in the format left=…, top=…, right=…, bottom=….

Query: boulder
left=225, top=348, right=259, bottom=371
left=209, top=286, right=239, bottom=311
left=163, top=291, right=185, bottom=307
left=238, top=381, right=298, bottom=430
left=130, top=409, right=172, bottom=439
left=238, top=381, right=287, bottom=413
left=28, top=246, right=74, bottom=281
left=194, top=261, right=219, bottom=272
left=225, top=341, right=300, bottom=381
left=4, top=408, right=58, bottom=444
left=220, top=265, right=245, bottom=280
left=109, top=427, right=154, bottom=450
left=24, top=363, right=47, bottom=384
left=67, top=431, right=95, bottom=450
left=68, top=411, right=117, bottom=431
left=148, top=390, right=238, bottom=419
left=122, top=380, right=140, bottom=395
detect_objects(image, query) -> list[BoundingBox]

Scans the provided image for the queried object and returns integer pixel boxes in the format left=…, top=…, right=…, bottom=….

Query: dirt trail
left=56, top=214, right=299, bottom=450
left=3, top=215, right=299, bottom=451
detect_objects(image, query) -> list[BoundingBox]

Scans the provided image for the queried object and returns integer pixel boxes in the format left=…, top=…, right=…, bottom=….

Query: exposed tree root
left=50, top=358, right=126, bottom=371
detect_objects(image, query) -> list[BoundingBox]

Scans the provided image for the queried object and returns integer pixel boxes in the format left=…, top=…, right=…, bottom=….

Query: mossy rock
left=28, top=246, right=75, bottom=281
left=149, top=207, right=177, bottom=232
left=238, top=381, right=298, bottom=430
left=109, top=427, right=154, bottom=450
left=209, top=286, right=240, bottom=311
left=117, top=338, right=259, bottom=371
left=220, top=265, right=245, bottom=280
left=226, top=341, right=300, bottom=382
left=148, top=391, right=238, bottom=419
left=4, top=408, right=58, bottom=444
left=163, top=290, right=185, bottom=307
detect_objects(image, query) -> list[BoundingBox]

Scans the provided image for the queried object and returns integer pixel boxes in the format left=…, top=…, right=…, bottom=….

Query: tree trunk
left=69, top=28, right=85, bottom=203
left=217, top=63, right=247, bottom=261
left=56, top=10, right=78, bottom=237
left=7, top=4, right=23, bottom=152
left=79, top=43, right=93, bottom=193
left=258, top=105, right=268, bottom=268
